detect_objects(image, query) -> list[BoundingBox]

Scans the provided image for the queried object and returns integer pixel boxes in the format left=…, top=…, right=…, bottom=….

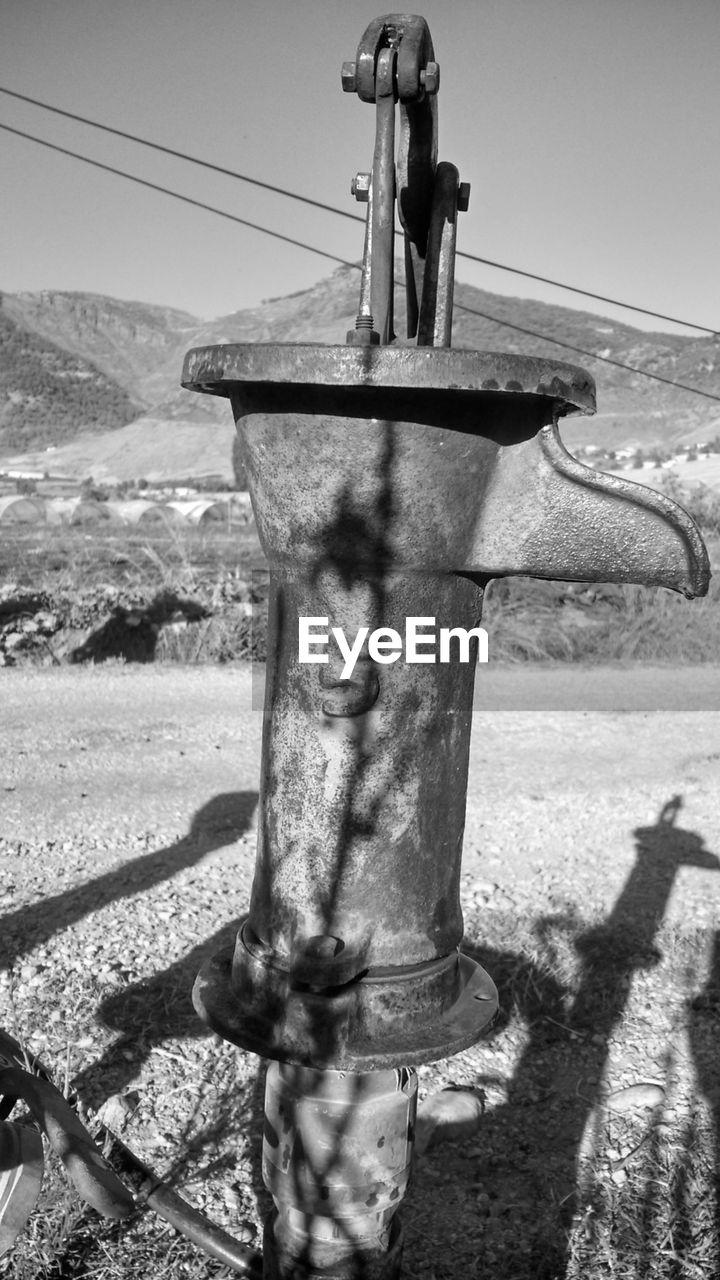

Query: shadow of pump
left=62, top=791, right=258, bottom=1106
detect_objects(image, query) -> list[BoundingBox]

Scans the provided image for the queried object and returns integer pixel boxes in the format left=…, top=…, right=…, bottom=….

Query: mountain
left=0, top=303, right=142, bottom=453
left=2, top=291, right=198, bottom=408
left=1, top=269, right=719, bottom=483
left=450, top=286, right=720, bottom=453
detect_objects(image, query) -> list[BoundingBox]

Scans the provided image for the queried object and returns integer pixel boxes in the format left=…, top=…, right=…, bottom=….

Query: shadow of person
left=409, top=795, right=719, bottom=1280
left=686, top=929, right=720, bottom=1267
left=0, top=791, right=258, bottom=974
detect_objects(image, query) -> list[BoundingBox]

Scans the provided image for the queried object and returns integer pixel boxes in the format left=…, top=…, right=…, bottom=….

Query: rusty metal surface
left=194, top=945, right=497, bottom=1070
left=262, top=1064, right=415, bottom=1277
left=182, top=343, right=596, bottom=411
left=416, top=161, right=460, bottom=346
left=342, top=15, right=458, bottom=345
left=471, top=424, right=709, bottom=593
left=182, top=344, right=706, bottom=596
left=264, top=1214, right=405, bottom=1280
left=369, top=47, right=397, bottom=344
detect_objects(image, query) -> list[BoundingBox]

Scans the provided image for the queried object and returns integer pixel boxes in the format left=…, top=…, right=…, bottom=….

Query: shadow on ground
left=11, top=791, right=717, bottom=1278
left=0, top=791, right=258, bottom=977
left=406, top=795, right=720, bottom=1278
left=68, top=590, right=208, bottom=664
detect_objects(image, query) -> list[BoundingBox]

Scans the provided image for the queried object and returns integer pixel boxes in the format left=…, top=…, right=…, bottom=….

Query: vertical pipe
left=262, top=1064, right=417, bottom=1279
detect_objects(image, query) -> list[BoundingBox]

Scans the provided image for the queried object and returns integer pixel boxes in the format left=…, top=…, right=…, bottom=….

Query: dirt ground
left=4, top=663, right=720, bottom=921
left=2, top=663, right=720, bottom=1278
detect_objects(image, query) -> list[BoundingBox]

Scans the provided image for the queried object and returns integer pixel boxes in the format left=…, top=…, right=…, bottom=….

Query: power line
left=2, top=119, right=720, bottom=407
left=454, top=251, right=718, bottom=336
left=0, top=122, right=358, bottom=273
left=0, top=82, right=716, bottom=337
left=451, top=299, right=720, bottom=404
left=0, top=85, right=364, bottom=227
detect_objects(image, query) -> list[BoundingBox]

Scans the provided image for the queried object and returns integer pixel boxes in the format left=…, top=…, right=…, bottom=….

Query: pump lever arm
left=344, top=14, right=442, bottom=344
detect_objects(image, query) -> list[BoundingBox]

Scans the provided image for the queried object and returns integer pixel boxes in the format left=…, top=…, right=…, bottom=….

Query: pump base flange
left=193, top=944, right=497, bottom=1069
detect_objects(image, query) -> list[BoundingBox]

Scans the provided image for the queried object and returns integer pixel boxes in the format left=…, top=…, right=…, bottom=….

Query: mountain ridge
left=2, top=268, right=719, bottom=482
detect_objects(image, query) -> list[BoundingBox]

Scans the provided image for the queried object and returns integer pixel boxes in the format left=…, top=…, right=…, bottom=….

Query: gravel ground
left=2, top=664, right=719, bottom=1278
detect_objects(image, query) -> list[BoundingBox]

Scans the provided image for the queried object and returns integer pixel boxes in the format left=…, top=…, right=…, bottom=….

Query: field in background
left=1, top=517, right=719, bottom=668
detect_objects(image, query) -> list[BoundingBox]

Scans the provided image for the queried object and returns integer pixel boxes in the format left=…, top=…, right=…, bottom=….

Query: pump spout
left=468, top=421, right=710, bottom=597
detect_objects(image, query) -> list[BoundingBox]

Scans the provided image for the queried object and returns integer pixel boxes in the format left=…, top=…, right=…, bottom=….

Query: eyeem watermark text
left=299, top=617, right=488, bottom=679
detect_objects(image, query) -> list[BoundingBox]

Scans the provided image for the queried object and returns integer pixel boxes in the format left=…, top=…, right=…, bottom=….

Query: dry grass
left=484, top=549, right=720, bottom=666
left=2, top=525, right=719, bottom=669
left=2, top=900, right=718, bottom=1279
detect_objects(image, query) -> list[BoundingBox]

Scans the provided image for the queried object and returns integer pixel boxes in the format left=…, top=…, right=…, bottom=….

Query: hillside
left=1, top=268, right=719, bottom=482
left=0, top=305, right=142, bottom=453
left=2, top=291, right=199, bottom=408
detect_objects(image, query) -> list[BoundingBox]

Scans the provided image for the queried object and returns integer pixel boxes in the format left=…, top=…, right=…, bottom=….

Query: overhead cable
left=0, top=82, right=716, bottom=337
left=451, top=299, right=720, bottom=403
left=0, top=122, right=358, bottom=272
left=0, top=85, right=363, bottom=226
left=2, top=120, right=720, bottom=406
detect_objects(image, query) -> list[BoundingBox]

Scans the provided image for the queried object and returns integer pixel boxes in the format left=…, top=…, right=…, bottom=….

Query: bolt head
left=346, top=327, right=380, bottom=346
left=341, top=61, right=357, bottom=92
left=350, top=172, right=371, bottom=202
left=457, top=182, right=471, bottom=213
left=419, top=61, right=440, bottom=95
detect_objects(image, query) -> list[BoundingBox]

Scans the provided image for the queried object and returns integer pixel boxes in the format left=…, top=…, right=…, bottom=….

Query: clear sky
left=1, top=0, right=718, bottom=335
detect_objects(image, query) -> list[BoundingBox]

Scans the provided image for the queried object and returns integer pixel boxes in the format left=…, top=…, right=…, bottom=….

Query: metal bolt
left=419, top=61, right=440, bottom=94
left=457, top=182, right=471, bottom=213
left=341, top=61, right=357, bottom=92
left=350, top=172, right=371, bottom=202
left=347, top=314, right=380, bottom=345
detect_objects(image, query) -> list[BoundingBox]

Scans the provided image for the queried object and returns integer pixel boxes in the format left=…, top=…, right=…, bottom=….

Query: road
left=3, top=663, right=720, bottom=928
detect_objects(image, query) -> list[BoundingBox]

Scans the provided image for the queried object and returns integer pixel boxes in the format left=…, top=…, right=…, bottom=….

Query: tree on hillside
left=80, top=477, right=110, bottom=502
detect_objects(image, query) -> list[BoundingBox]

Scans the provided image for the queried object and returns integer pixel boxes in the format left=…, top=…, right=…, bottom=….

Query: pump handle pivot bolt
left=351, top=173, right=371, bottom=202
left=419, top=61, right=440, bottom=94
left=341, top=60, right=357, bottom=92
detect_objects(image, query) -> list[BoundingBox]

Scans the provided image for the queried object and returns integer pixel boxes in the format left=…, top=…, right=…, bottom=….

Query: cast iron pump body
left=182, top=15, right=709, bottom=1279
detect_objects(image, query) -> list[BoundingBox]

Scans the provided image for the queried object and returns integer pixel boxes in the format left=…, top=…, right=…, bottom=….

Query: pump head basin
left=183, top=343, right=708, bottom=593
